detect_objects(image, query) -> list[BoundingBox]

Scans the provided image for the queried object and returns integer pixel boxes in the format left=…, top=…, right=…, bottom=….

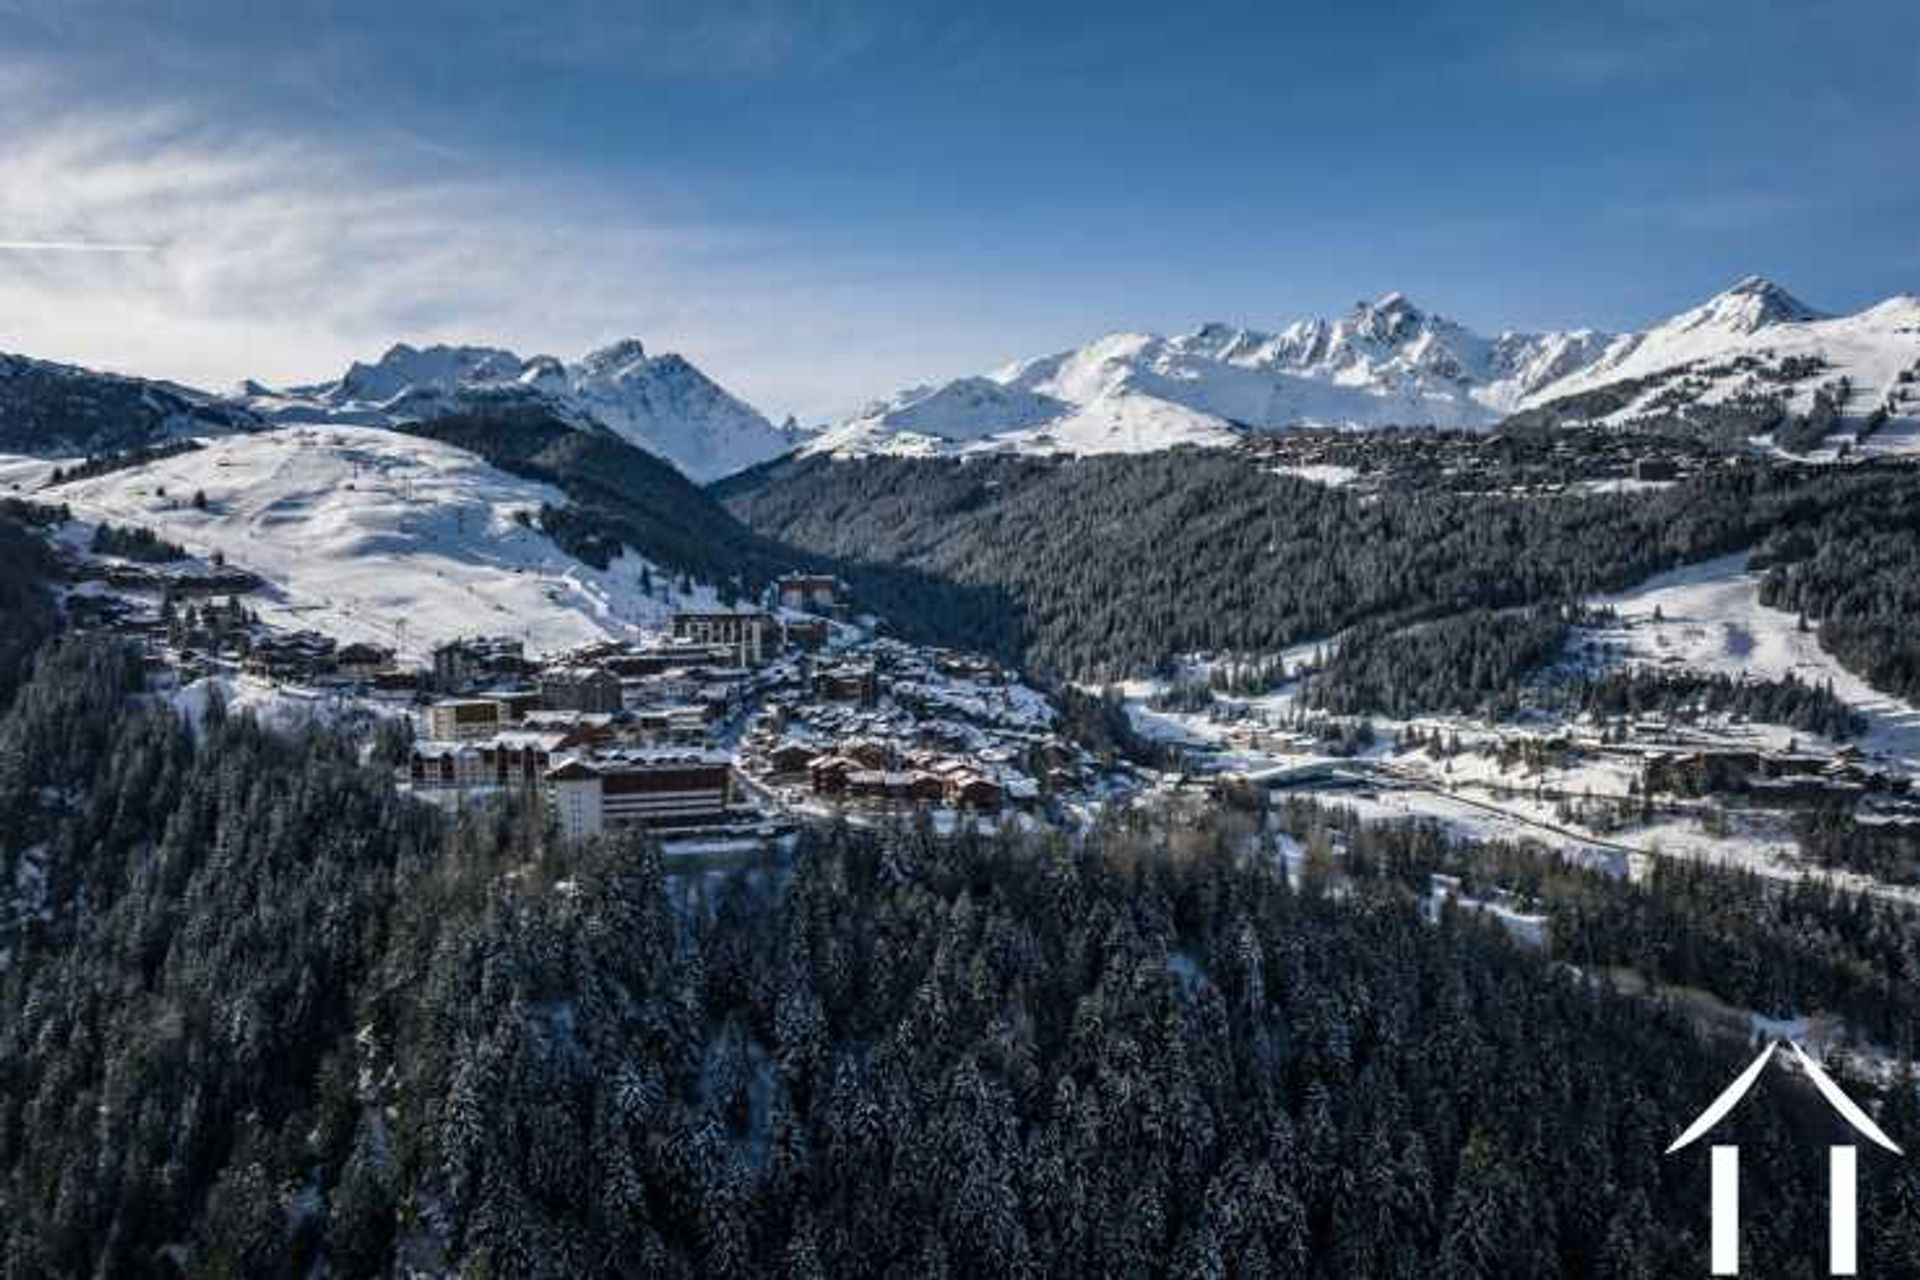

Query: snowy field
left=40, top=425, right=712, bottom=658
left=1580, top=551, right=1920, bottom=764
left=0, top=455, right=66, bottom=493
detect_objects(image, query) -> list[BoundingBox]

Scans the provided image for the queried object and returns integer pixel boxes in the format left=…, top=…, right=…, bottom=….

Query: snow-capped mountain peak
left=244, top=338, right=794, bottom=482
left=1514, top=277, right=1920, bottom=453
left=333, top=343, right=524, bottom=405
left=1664, top=274, right=1826, bottom=337
left=1349, top=291, right=1426, bottom=343
left=807, top=292, right=1614, bottom=460
left=806, top=275, right=1920, bottom=461
left=577, top=337, right=651, bottom=377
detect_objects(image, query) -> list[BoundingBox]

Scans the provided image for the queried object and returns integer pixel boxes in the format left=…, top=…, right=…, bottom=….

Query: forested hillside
left=400, top=407, right=1015, bottom=637
left=0, top=505, right=61, bottom=705
left=1755, top=485, right=1920, bottom=701
left=8, top=624, right=1917, bottom=1273
left=722, top=453, right=1920, bottom=694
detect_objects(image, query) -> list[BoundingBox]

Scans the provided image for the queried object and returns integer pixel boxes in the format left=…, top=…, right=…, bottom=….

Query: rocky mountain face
left=242, top=339, right=799, bottom=482
left=808, top=277, right=1920, bottom=459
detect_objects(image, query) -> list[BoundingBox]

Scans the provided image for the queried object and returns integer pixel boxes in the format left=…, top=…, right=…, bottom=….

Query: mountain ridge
left=807, top=276, right=1920, bottom=460
left=242, top=338, right=799, bottom=483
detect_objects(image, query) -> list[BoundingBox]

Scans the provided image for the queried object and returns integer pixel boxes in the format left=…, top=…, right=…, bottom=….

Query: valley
left=6, top=274, right=1920, bottom=1277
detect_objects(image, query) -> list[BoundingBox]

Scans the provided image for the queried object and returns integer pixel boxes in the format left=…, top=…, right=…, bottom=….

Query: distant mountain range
left=238, top=338, right=802, bottom=483
left=3, top=275, right=1917, bottom=482
left=807, top=277, right=1920, bottom=459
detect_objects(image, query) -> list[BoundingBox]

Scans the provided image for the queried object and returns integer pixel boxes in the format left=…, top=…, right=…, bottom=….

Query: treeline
left=45, top=438, right=206, bottom=487
left=1558, top=667, right=1864, bottom=739
left=1793, top=810, right=1920, bottom=885
left=1307, top=607, right=1572, bottom=717
left=12, top=637, right=1920, bottom=1273
left=88, top=520, right=187, bottom=563
left=1774, top=381, right=1847, bottom=455
left=723, top=450, right=1920, bottom=685
left=1757, top=490, right=1920, bottom=701
left=1277, top=797, right=1920, bottom=1056
left=401, top=407, right=1016, bottom=643
left=397, top=405, right=791, bottom=590
left=0, top=512, right=59, bottom=706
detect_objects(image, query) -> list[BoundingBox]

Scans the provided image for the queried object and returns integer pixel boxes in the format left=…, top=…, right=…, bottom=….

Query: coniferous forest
left=5, top=543, right=1920, bottom=1274
left=723, top=452, right=1920, bottom=695
left=13, top=10, right=1920, bottom=1276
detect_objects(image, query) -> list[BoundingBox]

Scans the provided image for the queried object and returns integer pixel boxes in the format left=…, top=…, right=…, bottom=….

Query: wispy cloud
left=0, top=67, right=975, bottom=422
left=0, top=239, right=158, bottom=252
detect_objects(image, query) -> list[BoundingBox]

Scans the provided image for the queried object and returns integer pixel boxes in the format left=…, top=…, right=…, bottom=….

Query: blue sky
left=1, top=0, right=1916, bottom=420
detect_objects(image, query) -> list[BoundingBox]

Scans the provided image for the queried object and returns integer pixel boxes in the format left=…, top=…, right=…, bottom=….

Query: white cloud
left=0, top=72, right=987, bottom=424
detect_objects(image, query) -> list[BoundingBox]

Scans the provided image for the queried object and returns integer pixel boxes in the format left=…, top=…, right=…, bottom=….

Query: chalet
left=539, top=665, right=624, bottom=714
left=520, top=709, right=617, bottom=746
left=842, top=738, right=893, bottom=769
left=946, top=772, right=1004, bottom=811
left=370, top=669, right=425, bottom=700
left=602, top=642, right=740, bottom=677
left=246, top=630, right=336, bottom=680
left=482, top=688, right=545, bottom=722
left=335, top=641, right=395, bottom=680
left=670, top=609, right=779, bottom=667
left=783, top=616, right=830, bottom=651
left=427, top=698, right=503, bottom=742
left=409, top=742, right=483, bottom=791
left=844, top=770, right=945, bottom=803
left=813, top=664, right=878, bottom=705
left=766, top=741, right=819, bottom=776
left=432, top=636, right=529, bottom=692
left=546, top=750, right=735, bottom=840
left=775, top=573, right=846, bottom=614
left=408, top=731, right=569, bottom=793
left=476, top=731, right=570, bottom=791
left=808, top=754, right=859, bottom=795
left=934, top=652, right=1000, bottom=682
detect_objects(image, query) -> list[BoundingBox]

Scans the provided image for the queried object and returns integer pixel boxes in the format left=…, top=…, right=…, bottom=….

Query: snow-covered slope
left=809, top=293, right=1613, bottom=459
left=244, top=339, right=796, bottom=482
left=1518, top=277, right=1920, bottom=453
left=810, top=277, right=1920, bottom=460
left=51, top=425, right=711, bottom=656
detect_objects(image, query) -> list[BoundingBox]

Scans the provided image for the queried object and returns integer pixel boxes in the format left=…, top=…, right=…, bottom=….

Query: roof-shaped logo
left=1667, top=1040, right=1901, bottom=1156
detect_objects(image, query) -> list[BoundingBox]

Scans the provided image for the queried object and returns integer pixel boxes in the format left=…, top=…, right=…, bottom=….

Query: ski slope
left=47, top=424, right=707, bottom=657
left=1580, top=552, right=1920, bottom=764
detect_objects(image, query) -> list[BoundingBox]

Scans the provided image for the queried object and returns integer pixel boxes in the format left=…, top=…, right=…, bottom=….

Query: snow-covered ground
left=242, top=339, right=796, bottom=483
left=1580, top=552, right=1920, bottom=765
left=167, top=671, right=397, bottom=734
left=1115, top=549, right=1920, bottom=895
left=807, top=277, right=1920, bottom=460
left=41, top=424, right=714, bottom=658
left=0, top=455, right=67, bottom=493
left=1534, top=280, right=1920, bottom=438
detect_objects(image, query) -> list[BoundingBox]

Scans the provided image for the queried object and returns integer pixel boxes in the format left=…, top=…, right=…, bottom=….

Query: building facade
left=427, top=698, right=503, bottom=742
left=670, top=610, right=779, bottom=667
left=538, top=665, right=624, bottom=713
left=546, top=750, right=736, bottom=840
